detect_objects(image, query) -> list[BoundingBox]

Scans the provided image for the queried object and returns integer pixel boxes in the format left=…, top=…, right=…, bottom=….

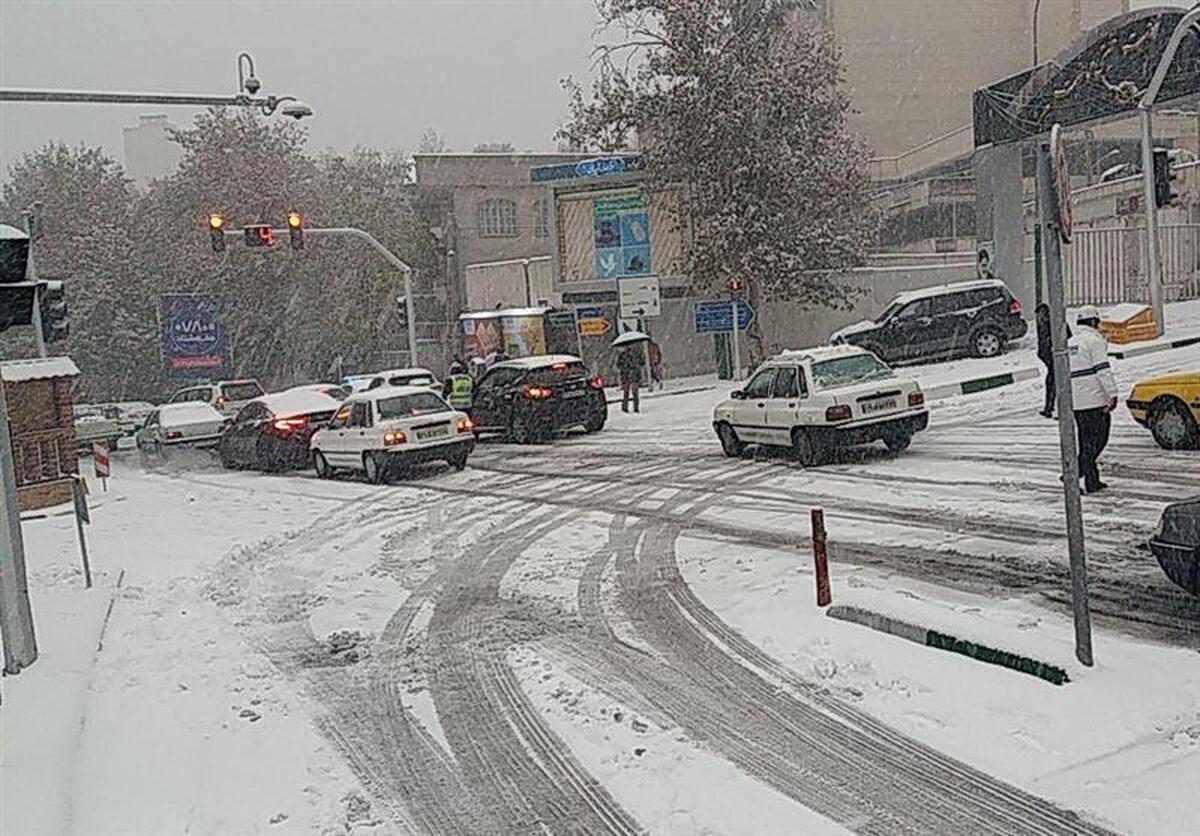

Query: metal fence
left=1059, top=224, right=1200, bottom=306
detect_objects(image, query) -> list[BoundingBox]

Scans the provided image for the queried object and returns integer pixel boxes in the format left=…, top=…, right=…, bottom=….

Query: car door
left=886, top=298, right=934, bottom=360
left=344, top=401, right=373, bottom=467
left=734, top=368, right=776, bottom=442
left=928, top=291, right=971, bottom=356
left=226, top=403, right=267, bottom=463
left=471, top=368, right=518, bottom=430
left=137, top=410, right=161, bottom=448
left=321, top=403, right=353, bottom=464
left=764, top=365, right=802, bottom=447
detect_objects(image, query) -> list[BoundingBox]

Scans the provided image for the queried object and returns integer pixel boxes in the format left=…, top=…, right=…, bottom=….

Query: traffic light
left=244, top=224, right=275, bottom=247
left=1152, top=149, right=1179, bottom=209
left=208, top=214, right=227, bottom=253
left=39, top=280, right=69, bottom=343
left=395, top=295, right=409, bottom=329
left=286, top=211, right=304, bottom=251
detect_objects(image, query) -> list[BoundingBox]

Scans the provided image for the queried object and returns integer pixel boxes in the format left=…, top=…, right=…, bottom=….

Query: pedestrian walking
left=442, top=361, right=474, bottom=410
left=647, top=339, right=664, bottom=391
left=1068, top=305, right=1118, bottom=494
left=617, top=344, right=643, bottom=413
left=1035, top=303, right=1068, bottom=418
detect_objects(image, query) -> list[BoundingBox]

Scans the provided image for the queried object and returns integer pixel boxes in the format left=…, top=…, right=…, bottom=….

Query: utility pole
left=1038, top=133, right=1094, bottom=667
left=0, top=379, right=38, bottom=676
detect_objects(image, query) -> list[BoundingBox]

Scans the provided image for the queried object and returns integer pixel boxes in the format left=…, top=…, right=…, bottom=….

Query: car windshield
left=811, top=354, right=893, bottom=388
left=221, top=381, right=264, bottom=401
left=876, top=301, right=902, bottom=322
left=389, top=374, right=435, bottom=387
left=375, top=392, right=449, bottom=419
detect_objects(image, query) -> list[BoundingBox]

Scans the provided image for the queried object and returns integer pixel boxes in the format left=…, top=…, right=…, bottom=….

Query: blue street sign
left=530, top=154, right=646, bottom=183
left=694, top=300, right=754, bottom=334
left=575, top=306, right=606, bottom=320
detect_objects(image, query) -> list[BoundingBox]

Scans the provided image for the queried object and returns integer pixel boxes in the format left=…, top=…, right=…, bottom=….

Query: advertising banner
left=159, top=294, right=231, bottom=379
left=593, top=195, right=652, bottom=280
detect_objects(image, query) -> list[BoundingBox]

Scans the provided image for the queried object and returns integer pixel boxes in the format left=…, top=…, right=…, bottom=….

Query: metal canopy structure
left=973, top=7, right=1200, bottom=148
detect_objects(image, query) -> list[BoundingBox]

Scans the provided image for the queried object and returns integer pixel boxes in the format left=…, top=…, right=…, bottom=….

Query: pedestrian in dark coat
left=617, top=346, right=643, bottom=413
left=1035, top=303, right=1068, bottom=418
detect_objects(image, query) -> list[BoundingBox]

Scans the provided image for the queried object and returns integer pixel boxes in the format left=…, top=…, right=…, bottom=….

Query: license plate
left=861, top=399, right=897, bottom=414
left=416, top=427, right=449, bottom=440
left=563, top=390, right=586, bottom=399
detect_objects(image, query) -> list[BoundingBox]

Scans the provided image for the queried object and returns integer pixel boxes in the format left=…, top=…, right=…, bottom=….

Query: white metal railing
left=1044, top=224, right=1199, bottom=306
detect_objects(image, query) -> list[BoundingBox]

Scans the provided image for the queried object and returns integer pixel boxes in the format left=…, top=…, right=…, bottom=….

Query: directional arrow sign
left=578, top=318, right=612, bottom=337
left=693, top=300, right=754, bottom=334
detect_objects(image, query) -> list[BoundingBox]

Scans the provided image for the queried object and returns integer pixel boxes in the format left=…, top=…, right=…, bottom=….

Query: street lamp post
left=521, top=259, right=532, bottom=306
left=1, top=52, right=312, bottom=120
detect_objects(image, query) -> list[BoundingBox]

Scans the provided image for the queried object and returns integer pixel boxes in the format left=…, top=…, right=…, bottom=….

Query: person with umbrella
left=612, top=329, right=649, bottom=414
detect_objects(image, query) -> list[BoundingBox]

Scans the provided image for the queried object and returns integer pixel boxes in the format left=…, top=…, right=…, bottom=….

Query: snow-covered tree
left=560, top=0, right=878, bottom=358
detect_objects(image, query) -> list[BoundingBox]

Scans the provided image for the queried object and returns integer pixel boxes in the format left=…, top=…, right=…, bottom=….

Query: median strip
left=826, top=604, right=1070, bottom=686
left=1108, top=333, right=1200, bottom=360
left=923, top=367, right=1039, bottom=402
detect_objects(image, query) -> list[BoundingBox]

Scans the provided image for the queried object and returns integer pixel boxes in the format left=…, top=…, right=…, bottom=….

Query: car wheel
left=884, top=432, right=913, bottom=453
left=447, top=449, right=469, bottom=471
left=583, top=410, right=607, bottom=434
left=219, top=442, right=238, bottom=470
left=1149, top=397, right=1200, bottom=450
left=363, top=451, right=387, bottom=484
left=971, top=328, right=1004, bottom=358
left=509, top=415, right=544, bottom=445
left=717, top=423, right=745, bottom=458
left=314, top=451, right=332, bottom=480
left=791, top=428, right=821, bottom=467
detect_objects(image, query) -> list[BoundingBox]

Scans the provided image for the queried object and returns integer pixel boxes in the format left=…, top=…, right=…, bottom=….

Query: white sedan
left=310, top=385, right=475, bottom=483
left=135, top=403, right=228, bottom=454
left=712, top=345, right=929, bottom=466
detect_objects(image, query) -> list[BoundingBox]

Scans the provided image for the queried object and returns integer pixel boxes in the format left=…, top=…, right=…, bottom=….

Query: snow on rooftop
left=774, top=344, right=873, bottom=363
left=497, top=354, right=583, bottom=370
left=1101, top=302, right=1150, bottom=323
left=1, top=356, right=80, bottom=383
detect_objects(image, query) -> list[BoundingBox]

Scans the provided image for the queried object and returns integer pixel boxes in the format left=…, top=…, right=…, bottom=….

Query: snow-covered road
left=4, top=338, right=1197, bottom=835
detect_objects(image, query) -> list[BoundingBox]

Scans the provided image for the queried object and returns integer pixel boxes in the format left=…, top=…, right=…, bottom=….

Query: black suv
left=831, top=280, right=1028, bottom=363
left=470, top=355, right=607, bottom=443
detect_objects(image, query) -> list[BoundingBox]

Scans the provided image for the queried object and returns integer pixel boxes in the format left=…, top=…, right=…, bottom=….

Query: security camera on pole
left=1038, top=124, right=1093, bottom=667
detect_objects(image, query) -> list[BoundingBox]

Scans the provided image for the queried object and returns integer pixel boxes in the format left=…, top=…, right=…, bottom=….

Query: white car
left=135, top=402, right=228, bottom=453
left=712, top=345, right=928, bottom=466
left=169, top=379, right=266, bottom=417
left=343, top=367, right=441, bottom=395
left=310, top=385, right=475, bottom=483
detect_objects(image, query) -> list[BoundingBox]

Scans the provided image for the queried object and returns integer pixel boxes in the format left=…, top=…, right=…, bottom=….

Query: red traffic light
left=244, top=224, right=275, bottom=247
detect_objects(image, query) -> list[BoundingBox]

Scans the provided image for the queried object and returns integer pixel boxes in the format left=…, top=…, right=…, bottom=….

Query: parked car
left=310, top=386, right=475, bottom=483
left=135, top=403, right=227, bottom=454
left=712, top=345, right=928, bottom=466
left=830, top=279, right=1027, bottom=363
left=469, top=355, right=607, bottom=443
left=77, top=401, right=156, bottom=438
left=344, top=367, right=440, bottom=395
left=283, top=383, right=350, bottom=400
left=73, top=412, right=123, bottom=451
left=168, top=379, right=265, bottom=417
left=1127, top=370, right=1200, bottom=450
left=1149, top=497, right=1200, bottom=597
left=219, top=389, right=341, bottom=471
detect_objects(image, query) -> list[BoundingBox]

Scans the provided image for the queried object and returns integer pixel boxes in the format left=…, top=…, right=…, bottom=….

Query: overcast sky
left=0, top=0, right=600, bottom=176
left=0, top=0, right=1188, bottom=180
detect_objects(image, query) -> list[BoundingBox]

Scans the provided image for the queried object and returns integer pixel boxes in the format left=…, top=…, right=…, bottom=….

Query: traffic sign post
left=618, top=276, right=660, bottom=319
left=731, top=298, right=742, bottom=381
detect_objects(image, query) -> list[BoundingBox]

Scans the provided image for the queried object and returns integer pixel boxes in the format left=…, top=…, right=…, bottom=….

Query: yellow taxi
left=1126, top=371, right=1200, bottom=450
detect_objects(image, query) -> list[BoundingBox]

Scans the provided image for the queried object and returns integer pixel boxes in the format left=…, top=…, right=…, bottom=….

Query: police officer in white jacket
left=1068, top=306, right=1118, bottom=493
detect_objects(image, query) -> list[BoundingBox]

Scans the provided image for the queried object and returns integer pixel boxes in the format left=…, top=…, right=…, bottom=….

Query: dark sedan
left=219, top=389, right=341, bottom=471
left=1150, top=497, right=1200, bottom=597
left=470, top=355, right=607, bottom=443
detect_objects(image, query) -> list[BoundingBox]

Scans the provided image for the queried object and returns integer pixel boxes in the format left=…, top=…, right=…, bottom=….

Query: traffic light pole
left=0, top=380, right=39, bottom=678
left=1139, top=110, right=1166, bottom=333
left=222, top=225, right=418, bottom=365
left=21, top=207, right=47, bottom=358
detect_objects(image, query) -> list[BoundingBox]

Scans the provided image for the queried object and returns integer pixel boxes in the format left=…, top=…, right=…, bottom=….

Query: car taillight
left=908, top=391, right=925, bottom=408
left=215, top=395, right=226, bottom=410
left=272, top=416, right=309, bottom=434
left=165, top=430, right=182, bottom=440
left=589, top=376, right=605, bottom=390
left=1009, top=299, right=1022, bottom=315
left=384, top=430, right=407, bottom=446
left=456, top=417, right=474, bottom=433
left=825, top=405, right=852, bottom=422
left=522, top=385, right=553, bottom=400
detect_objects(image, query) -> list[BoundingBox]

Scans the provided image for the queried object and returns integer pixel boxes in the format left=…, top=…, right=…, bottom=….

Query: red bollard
left=811, top=507, right=831, bottom=607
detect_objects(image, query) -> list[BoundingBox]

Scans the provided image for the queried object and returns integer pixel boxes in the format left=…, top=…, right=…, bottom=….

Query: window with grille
left=478, top=198, right=518, bottom=238
left=533, top=197, right=550, bottom=239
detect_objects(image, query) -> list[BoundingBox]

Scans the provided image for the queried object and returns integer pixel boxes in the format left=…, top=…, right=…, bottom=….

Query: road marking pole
left=811, top=508, right=831, bottom=607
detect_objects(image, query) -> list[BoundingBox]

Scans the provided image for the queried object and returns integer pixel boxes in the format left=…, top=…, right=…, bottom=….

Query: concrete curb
left=604, top=384, right=717, bottom=406
left=826, top=604, right=1070, bottom=686
left=1108, top=333, right=1200, bottom=360
left=924, top=366, right=1040, bottom=402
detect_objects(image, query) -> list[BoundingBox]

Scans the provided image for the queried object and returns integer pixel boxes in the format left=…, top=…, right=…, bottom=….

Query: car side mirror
left=730, top=390, right=746, bottom=400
